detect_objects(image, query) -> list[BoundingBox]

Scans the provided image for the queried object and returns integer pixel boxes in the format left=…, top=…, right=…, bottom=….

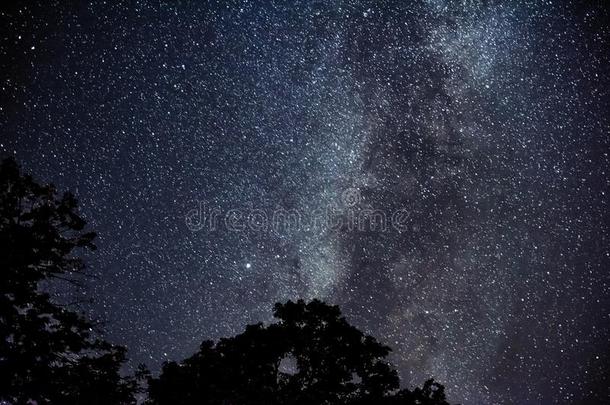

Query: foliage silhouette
left=147, top=299, right=453, bottom=405
left=0, top=157, right=137, bottom=404
left=1, top=157, right=454, bottom=404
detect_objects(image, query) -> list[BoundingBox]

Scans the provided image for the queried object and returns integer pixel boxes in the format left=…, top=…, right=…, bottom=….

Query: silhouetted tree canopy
left=0, top=157, right=136, bottom=404
left=1, top=157, right=454, bottom=404
left=147, top=299, right=453, bottom=405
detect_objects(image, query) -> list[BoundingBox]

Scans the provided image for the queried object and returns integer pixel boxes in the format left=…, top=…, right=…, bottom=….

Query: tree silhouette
left=0, top=157, right=136, bottom=404
left=147, top=299, right=453, bottom=405
left=1, top=157, right=455, bottom=404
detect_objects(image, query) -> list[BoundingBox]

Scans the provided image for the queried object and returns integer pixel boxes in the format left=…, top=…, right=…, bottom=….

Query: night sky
left=1, top=1, right=609, bottom=403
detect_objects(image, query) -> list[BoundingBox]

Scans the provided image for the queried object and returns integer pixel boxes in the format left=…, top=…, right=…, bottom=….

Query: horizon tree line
left=0, top=157, right=454, bottom=405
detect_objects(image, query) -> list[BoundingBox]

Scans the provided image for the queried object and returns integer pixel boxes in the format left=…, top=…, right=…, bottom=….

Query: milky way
left=1, top=1, right=609, bottom=403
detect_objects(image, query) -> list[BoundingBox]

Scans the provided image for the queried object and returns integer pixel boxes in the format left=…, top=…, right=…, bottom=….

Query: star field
left=1, top=1, right=609, bottom=403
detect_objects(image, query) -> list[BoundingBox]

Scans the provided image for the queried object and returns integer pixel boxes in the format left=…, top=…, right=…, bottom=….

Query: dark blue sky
left=1, top=1, right=609, bottom=403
